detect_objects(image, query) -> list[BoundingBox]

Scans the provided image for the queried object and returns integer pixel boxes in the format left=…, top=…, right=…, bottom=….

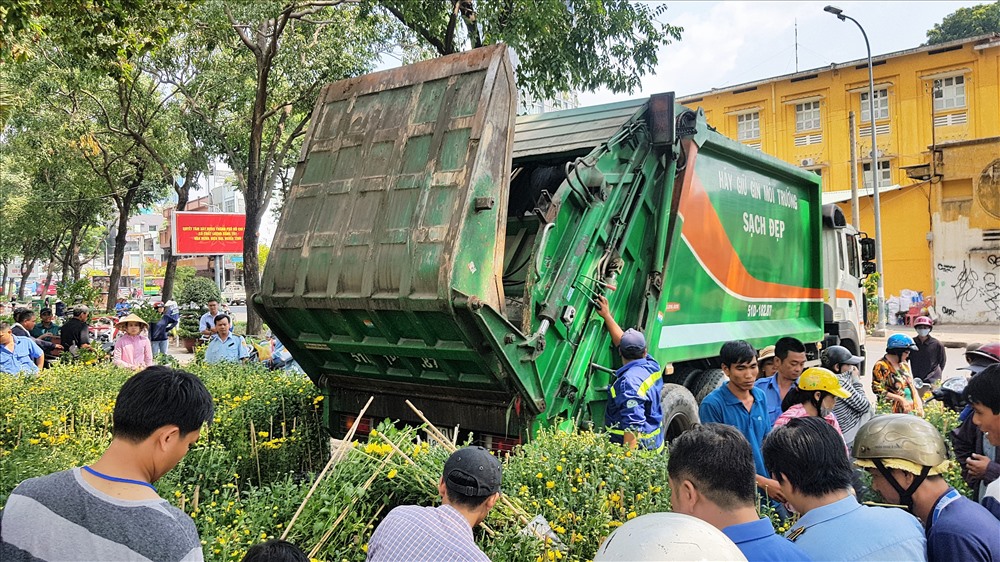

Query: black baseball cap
left=443, top=446, right=501, bottom=496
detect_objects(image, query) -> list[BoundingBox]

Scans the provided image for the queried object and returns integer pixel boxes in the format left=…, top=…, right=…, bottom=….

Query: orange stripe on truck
left=677, top=142, right=823, bottom=303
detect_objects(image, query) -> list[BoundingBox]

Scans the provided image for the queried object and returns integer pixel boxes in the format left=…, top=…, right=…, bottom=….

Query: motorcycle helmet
left=821, top=345, right=863, bottom=370
left=913, top=316, right=932, bottom=328
left=594, top=513, right=746, bottom=561
left=853, top=414, right=950, bottom=511
left=886, top=333, right=918, bottom=354
left=962, top=342, right=1000, bottom=375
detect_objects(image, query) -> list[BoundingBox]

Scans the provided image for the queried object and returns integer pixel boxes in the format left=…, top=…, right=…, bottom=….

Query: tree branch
left=383, top=4, right=449, bottom=55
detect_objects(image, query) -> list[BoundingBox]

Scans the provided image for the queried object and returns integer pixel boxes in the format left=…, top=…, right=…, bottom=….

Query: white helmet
left=594, top=513, right=747, bottom=561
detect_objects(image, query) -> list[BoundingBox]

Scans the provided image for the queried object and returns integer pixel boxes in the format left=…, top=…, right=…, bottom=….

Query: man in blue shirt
left=763, top=417, right=927, bottom=561
left=754, top=337, right=807, bottom=425
left=203, top=315, right=249, bottom=364
left=669, top=423, right=811, bottom=561
left=199, top=300, right=221, bottom=338
left=595, top=296, right=663, bottom=450
left=0, top=322, right=44, bottom=375
left=700, top=340, right=784, bottom=502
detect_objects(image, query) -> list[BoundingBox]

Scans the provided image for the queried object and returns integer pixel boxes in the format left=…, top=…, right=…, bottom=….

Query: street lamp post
left=824, top=5, right=886, bottom=335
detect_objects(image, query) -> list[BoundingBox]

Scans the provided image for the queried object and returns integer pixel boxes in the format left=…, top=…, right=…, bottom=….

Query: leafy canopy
left=926, top=1, right=1000, bottom=45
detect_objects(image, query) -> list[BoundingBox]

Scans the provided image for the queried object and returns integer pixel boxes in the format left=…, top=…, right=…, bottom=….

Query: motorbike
left=916, top=375, right=968, bottom=413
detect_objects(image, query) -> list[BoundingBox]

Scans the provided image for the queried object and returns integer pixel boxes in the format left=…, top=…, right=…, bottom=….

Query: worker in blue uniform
left=595, top=295, right=664, bottom=451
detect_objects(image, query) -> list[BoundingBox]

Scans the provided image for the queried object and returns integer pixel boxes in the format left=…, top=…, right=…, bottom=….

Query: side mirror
left=862, top=262, right=876, bottom=276
left=859, top=237, right=876, bottom=262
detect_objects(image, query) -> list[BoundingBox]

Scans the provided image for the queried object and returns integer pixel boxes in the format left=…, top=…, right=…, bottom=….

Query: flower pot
left=182, top=337, right=199, bottom=353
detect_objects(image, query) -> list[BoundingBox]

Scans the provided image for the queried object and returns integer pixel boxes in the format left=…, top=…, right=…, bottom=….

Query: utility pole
left=849, top=111, right=860, bottom=230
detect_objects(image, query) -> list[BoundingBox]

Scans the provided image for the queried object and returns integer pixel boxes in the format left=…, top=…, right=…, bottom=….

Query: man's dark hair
left=762, top=416, right=852, bottom=497
left=207, top=299, right=219, bottom=305
left=668, top=424, right=756, bottom=509
left=112, top=366, right=214, bottom=442
left=0, top=321, right=11, bottom=332
left=40, top=308, right=53, bottom=316
left=14, top=308, right=34, bottom=323
left=967, top=363, right=1000, bottom=414
left=720, top=340, right=756, bottom=367
left=775, top=337, right=805, bottom=360
left=214, top=314, right=231, bottom=326
left=444, top=473, right=494, bottom=510
left=242, top=540, right=308, bottom=562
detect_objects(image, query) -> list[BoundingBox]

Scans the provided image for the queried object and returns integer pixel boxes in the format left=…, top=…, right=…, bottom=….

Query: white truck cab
left=821, top=204, right=875, bottom=369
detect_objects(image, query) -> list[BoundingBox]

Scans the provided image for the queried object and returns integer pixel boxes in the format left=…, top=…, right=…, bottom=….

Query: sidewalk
left=165, top=340, right=196, bottom=366
left=869, top=323, right=999, bottom=348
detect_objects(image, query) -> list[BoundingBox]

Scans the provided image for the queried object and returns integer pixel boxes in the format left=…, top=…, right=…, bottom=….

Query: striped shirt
left=367, top=504, right=489, bottom=562
left=0, top=468, right=203, bottom=561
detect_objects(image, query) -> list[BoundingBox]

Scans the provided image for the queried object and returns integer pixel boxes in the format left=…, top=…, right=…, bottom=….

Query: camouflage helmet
left=853, top=414, right=950, bottom=476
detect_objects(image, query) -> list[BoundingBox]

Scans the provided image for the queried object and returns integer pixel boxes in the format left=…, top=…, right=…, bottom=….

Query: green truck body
left=256, top=46, right=868, bottom=445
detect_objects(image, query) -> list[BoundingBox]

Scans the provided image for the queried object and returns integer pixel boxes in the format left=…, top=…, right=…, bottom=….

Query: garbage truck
left=255, top=45, right=873, bottom=448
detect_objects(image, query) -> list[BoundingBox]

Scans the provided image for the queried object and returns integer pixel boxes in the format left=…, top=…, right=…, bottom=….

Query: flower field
left=0, top=362, right=972, bottom=561
left=0, top=364, right=672, bottom=561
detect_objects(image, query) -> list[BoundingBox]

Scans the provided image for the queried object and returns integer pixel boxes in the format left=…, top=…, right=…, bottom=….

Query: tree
left=1, top=0, right=192, bottom=70
left=159, top=0, right=394, bottom=335
left=926, top=1, right=1000, bottom=44
left=373, top=0, right=683, bottom=98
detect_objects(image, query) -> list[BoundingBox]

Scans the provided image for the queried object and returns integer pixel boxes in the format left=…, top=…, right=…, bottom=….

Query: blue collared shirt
left=699, top=384, right=771, bottom=477
left=926, top=488, right=1000, bottom=562
left=786, top=495, right=926, bottom=562
left=754, top=375, right=785, bottom=426
left=204, top=334, right=248, bottom=364
left=723, top=517, right=812, bottom=562
left=1, top=335, right=43, bottom=375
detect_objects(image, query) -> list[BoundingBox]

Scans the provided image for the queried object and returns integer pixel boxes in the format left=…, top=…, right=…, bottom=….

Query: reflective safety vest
left=605, top=355, right=664, bottom=451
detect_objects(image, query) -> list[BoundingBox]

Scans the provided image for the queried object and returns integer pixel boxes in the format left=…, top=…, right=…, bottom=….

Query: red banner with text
left=172, top=212, right=246, bottom=255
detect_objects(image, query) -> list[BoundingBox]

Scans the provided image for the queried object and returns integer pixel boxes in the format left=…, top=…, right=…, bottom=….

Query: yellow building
left=678, top=34, right=1000, bottom=324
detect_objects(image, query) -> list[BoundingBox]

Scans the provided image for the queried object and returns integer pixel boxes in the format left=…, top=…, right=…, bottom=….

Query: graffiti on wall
left=936, top=255, right=1000, bottom=323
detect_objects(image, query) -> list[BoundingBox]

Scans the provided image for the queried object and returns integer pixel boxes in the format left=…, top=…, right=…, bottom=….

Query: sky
left=578, top=0, right=985, bottom=105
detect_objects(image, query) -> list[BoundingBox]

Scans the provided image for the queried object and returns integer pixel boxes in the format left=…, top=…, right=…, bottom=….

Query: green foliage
left=130, top=302, right=163, bottom=326
left=179, top=305, right=207, bottom=339
left=55, top=279, right=102, bottom=308
left=864, top=272, right=881, bottom=334
left=926, top=1, right=1000, bottom=45
left=176, top=276, right=221, bottom=307
left=375, top=0, right=683, bottom=98
left=172, top=266, right=197, bottom=297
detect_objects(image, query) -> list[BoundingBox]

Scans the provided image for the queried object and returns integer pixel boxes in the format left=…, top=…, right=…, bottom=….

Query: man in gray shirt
left=1, top=366, right=214, bottom=561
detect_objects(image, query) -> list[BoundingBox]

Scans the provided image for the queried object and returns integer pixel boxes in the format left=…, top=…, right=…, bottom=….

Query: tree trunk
left=243, top=188, right=263, bottom=335
left=161, top=174, right=193, bottom=301
left=1, top=263, right=7, bottom=296
left=106, top=205, right=130, bottom=312
left=42, top=264, right=54, bottom=299
left=17, top=258, right=36, bottom=301
left=61, top=237, right=76, bottom=283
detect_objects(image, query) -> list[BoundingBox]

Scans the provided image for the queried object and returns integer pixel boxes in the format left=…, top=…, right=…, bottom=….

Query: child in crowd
left=113, top=314, right=154, bottom=370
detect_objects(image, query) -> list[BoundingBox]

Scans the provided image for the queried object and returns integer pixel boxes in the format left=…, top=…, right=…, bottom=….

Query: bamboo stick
left=281, top=396, right=374, bottom=540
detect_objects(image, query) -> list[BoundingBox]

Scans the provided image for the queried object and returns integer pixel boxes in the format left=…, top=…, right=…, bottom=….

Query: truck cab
left=820, top=204, right=872, bottom=367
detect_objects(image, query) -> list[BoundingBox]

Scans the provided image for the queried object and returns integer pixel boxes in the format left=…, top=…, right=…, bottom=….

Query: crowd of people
left=2, top=300, right=998, bottom=561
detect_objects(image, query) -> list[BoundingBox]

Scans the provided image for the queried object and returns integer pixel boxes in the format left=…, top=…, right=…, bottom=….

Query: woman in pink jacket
left=113, top=313, right=154, bottom=370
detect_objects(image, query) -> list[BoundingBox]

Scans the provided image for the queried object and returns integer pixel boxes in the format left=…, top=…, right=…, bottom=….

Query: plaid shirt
left=367, top=504, right=489, bottom=562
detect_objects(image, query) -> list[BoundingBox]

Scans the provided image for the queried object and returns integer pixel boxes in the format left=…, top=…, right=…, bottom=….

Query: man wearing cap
left=367, top=446, right=501, bottom=562
left=594, top=296, right=664, bottom=451
left=910, top=317, right=946, bottom=385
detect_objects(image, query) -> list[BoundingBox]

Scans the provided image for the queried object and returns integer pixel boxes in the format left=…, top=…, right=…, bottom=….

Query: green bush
left=56, top=279, right=102, bottom=308
left=176, top=276, right=221, bottom=308
left=178, top=305, right=206, bottom=339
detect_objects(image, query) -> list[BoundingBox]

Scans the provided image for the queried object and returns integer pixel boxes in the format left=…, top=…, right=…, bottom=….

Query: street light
left=824, top=5, right=886, bottom=335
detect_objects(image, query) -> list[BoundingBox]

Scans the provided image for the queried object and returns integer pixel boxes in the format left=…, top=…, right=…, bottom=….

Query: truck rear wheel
left=691, top=369, right=728, bottom=403
left=660, top=383, right=699, bottom=443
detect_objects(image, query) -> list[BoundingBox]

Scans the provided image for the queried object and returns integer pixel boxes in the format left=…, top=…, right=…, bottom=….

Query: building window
left=860, top=88, right=888, bottom=122
left=737, top=112, right=760, bottom=141
left=147, top=224, right=157, bottom=232
left=144, top=239, right=155, bottom=252
left=862, top=160, right=892, bottom=189
left=795, top=101, right=821, bottom=132
left=933, top=75, right=965, bottom=111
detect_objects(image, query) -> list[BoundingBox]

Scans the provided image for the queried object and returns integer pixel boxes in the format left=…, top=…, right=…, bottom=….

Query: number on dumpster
left=421, top=357, right=438, bottom=370
left=350, top=353, right=374, bottom=365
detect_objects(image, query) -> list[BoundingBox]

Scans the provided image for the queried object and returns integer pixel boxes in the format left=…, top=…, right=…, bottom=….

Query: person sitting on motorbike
left=872, top=334, right=923, bottom=416
left=822, top=346, right=873, bottom=449
left=950, top=342, right=1000, bottom=502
